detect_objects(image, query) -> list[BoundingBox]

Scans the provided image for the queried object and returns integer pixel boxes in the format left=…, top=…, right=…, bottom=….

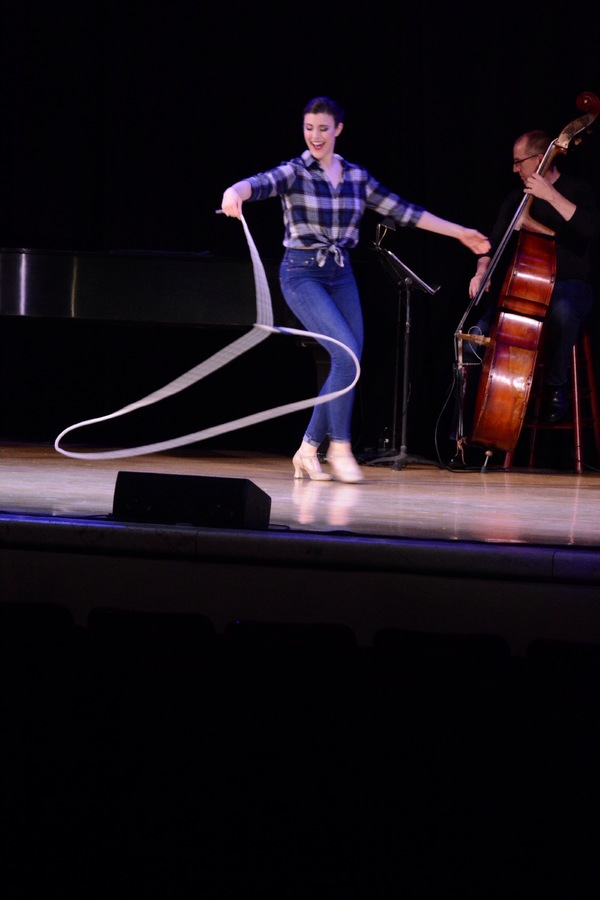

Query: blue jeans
left=279, top=248, right=363, bottom=446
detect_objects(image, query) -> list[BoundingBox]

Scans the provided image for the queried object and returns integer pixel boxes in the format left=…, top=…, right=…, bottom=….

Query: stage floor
left=2, top=442, right=600, bottom=652
left=2, top=441, right=600, bottom=547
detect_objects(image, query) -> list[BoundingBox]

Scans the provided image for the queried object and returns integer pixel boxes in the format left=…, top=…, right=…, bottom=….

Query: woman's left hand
left=459, top=229, right=491, bottom=255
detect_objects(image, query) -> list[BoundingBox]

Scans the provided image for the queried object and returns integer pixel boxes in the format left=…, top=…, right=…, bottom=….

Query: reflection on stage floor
left=2, top=442, right=600, bottom=547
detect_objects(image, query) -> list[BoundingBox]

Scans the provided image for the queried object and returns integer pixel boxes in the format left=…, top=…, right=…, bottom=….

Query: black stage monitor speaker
left=112, top=471, right=271, bottom=530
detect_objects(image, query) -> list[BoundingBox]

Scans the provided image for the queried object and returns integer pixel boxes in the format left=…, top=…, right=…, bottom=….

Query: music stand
left=367, top=221, right=442, bottom=470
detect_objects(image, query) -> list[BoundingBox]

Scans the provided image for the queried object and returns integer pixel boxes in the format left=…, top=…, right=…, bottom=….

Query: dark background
left=1, top=0, right=598, bottom=460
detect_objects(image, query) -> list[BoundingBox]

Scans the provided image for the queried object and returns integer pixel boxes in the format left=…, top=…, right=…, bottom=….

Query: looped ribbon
left=54, top=215, right=360, bottom=460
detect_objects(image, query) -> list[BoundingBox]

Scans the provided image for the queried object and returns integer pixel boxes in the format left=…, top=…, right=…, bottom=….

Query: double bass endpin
left=481, top=450, right=494, bottom=474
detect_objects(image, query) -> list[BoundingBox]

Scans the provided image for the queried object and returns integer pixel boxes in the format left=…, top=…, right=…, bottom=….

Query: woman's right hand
left=220, top=187, right=244, bottom=219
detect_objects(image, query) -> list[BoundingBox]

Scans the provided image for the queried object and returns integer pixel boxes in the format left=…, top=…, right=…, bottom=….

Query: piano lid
left=0, top=247, right=280, bottom=326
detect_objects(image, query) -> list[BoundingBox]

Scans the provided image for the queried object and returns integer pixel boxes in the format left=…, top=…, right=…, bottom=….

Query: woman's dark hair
left=303, top=96, right=345, bottom=126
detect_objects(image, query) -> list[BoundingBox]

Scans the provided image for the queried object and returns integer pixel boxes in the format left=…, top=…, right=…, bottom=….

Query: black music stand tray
left=367, top=223, right=442, bottom=470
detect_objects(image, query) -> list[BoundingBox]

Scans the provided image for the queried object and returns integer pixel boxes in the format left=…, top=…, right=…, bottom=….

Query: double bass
left=454, top=91, right=600, bottom=467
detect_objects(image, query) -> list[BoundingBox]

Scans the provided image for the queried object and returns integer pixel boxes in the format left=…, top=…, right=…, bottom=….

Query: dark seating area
left=3, top=601, right=599, bottom=897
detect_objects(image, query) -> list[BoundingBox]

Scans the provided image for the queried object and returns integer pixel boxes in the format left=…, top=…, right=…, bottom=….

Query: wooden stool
left=503, top=330, right=600, bottom=473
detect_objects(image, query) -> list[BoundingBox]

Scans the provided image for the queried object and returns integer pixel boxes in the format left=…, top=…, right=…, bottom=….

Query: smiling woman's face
left=303, top=113, right=343, bottom=162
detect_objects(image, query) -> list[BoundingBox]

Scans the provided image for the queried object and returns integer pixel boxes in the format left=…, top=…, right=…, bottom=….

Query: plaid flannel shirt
left=247, top=149, right=424, bottom=266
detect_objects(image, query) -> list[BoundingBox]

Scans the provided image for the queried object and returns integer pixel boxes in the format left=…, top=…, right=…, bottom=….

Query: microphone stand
left=367, top=222, right=443, bottom=470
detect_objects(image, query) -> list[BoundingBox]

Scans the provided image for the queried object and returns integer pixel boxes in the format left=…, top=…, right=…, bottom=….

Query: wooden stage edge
left=1, top=441, right=600, bottom=654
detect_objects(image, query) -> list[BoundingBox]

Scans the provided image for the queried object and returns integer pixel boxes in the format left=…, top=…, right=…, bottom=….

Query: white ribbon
left=54, top=215, right=360, bottom=460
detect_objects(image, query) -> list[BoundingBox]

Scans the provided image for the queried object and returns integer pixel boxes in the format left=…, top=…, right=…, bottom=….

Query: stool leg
left=508, top=333, right=598, bottom=472
left=583, top=331, right=600, bottom=459
left=571, top=342, right=583, bottom=474
left=526, top=367, right=545, bottom=468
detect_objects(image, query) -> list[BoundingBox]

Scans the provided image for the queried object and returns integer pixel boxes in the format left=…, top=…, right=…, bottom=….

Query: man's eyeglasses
left=513, top=153, right=539, bottom=167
